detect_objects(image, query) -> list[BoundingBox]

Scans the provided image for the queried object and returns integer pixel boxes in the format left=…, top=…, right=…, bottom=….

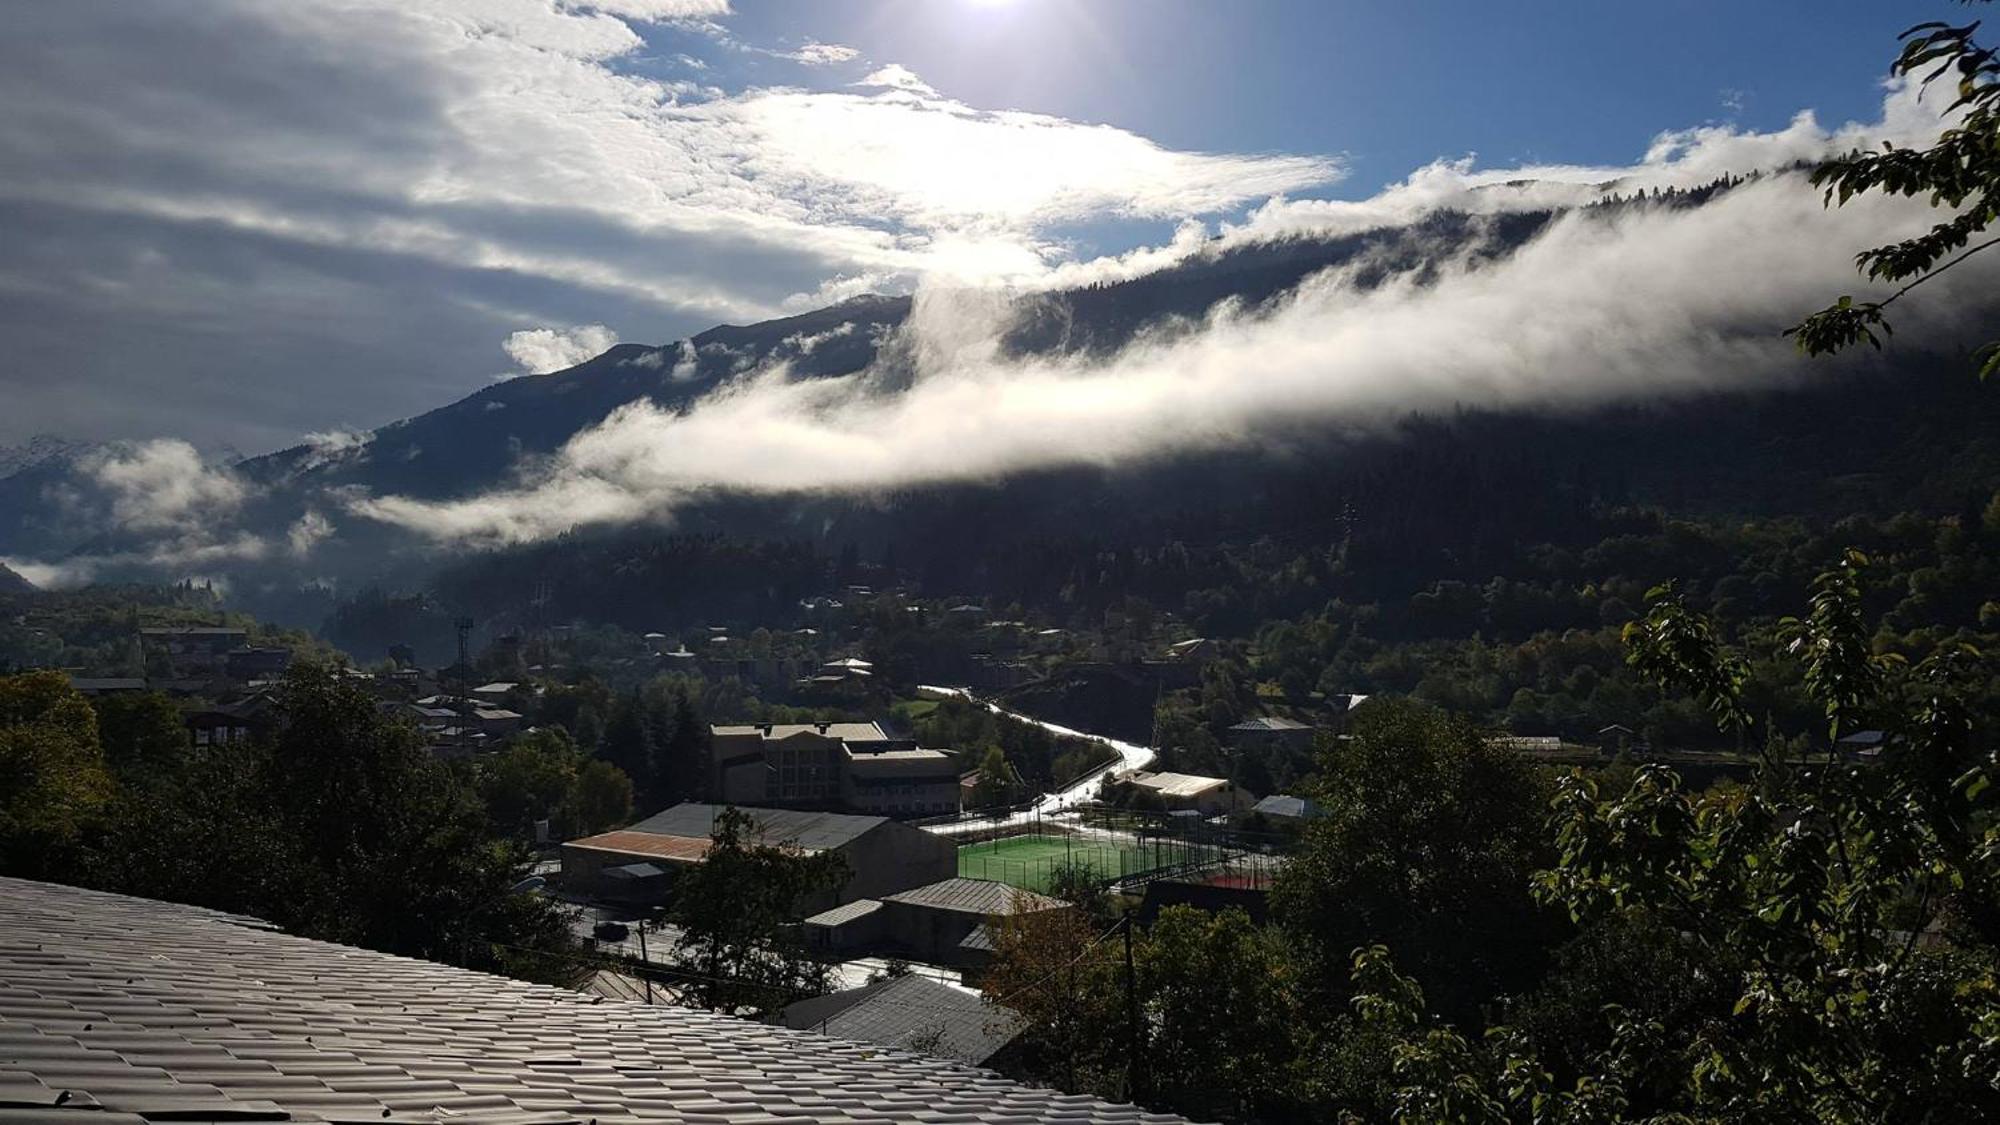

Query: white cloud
left=855, top=64, right=938, bottom=96
left=349, top=85, right=1994, bottom=546
left=0, top=0, right=1338, bottom=447
left=558, top=0, right=731, bottom=23
left=786, top=42, right=860, bottom=66
left=80, top=440, right=248, bottom=532
left=288, top=510, right=335, bottom=556
left=502, top=324, right=621, bottom=373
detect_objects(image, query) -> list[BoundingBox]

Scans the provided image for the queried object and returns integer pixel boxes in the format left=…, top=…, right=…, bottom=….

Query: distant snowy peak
left=0, top=434, right=95, bottom=480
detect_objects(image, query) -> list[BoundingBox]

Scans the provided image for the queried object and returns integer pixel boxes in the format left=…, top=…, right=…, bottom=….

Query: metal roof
left=1124, top=771, right=1230, bottom=798
left=711, top=721, right=887, bottom=742
left=0, top=876, right=1186, bottom=1124
left=802, top=898, right=886, bottom=929
left=1227, top=716, right=1311, bottom=732
left=882, top=878, right=1065, bottom=916
left=564, top=830, right=715, bottom=863
left=1251, top=794, right=1321, bottom=819
left=624, top=804, right=891, bottom=851
left=781, top=975, right=1024, bottom=1067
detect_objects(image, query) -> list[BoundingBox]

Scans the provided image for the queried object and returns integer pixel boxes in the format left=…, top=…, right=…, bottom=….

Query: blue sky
left=666, top=0, right=1908, bottom=195
left=0, top=0, right=1953, bottom=452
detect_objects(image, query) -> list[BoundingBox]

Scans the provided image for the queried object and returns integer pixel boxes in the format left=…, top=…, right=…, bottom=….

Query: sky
left=0, top=0, right=1934, bottom=456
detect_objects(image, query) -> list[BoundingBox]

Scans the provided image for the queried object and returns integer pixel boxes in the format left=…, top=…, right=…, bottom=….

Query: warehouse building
left=561, top=802, right=957, bottom=911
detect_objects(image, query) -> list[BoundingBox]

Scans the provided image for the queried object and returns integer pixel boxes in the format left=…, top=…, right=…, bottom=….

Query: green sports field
left=956, top=833, right=1225, bottom=893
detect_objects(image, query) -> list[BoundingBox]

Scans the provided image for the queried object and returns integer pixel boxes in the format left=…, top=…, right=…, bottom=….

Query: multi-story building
left=710, top=721, right=960, bottom=815
left=139, top=626, right=247, bottom=677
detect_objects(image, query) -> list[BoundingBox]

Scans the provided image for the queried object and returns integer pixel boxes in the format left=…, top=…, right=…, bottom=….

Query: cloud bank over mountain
left=347, top=81, right=1994, bottom=546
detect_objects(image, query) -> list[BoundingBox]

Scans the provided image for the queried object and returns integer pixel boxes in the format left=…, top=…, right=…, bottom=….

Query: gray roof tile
left=0, top=877, right=1191, bottom=1124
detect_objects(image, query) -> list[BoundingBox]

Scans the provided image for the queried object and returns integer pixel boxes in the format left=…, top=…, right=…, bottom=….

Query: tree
left=983, top=902, right=1123, bottom=1095
left=258, top=664, right=581, bottom=978
left=1272, top=700, right=1558, bottom=1024
left=1350, top=553, right=2000, bottom=1121
left=1137, top=906, right=1308, bottom=1123
left=567, top=757, right=634, bottom=836
left=479, top=729, right=578, bottom=839
left=1790, top=5, right=2000, bottom=377
left=0, top=672, right=112, bottom=878
left=666, top=806, right=846, bottom=1016
left=90, top=691, right=189, bottom=778
left=598, top=689, right=658, bottom=802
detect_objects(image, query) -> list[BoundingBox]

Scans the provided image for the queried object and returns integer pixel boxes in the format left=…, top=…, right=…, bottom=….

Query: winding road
left=914, top=685, right=1156, bottom=836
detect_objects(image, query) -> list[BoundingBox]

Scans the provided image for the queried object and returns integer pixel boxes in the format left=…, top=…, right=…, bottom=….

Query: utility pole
left=1123, top=914, right=1143, bottom=1105
left=636, top=920, right=654, bottom=1004
left=453, top=616, right=475, bottom=757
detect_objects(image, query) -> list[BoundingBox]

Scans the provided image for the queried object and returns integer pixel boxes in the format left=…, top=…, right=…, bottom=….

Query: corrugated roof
left=803, top=898, right=885, bottom=929
left=1228, top=716, right=1311, bottom=732
left=883, top=878, right=1065, bottom=916
left=1125, top=771, right=1230, bottom=798
left=563, top=830, right=714, bottom=862
left=625, top=803, right=889, bottom=850
left=0, top=876, right=1184, bottom=1123
left=1251, top=794, right=1321, bottom=819
left=782, top=975, right=1024, bottom=1067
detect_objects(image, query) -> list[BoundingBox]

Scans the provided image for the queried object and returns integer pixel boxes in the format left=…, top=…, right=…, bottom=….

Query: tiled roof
left=625, top=804, right=890, bottom=851
left=0, top=876, right=1188, bottom=1124
left=882, top=878, right=1066, bottom=916
left=781, top=975, right=1024, bottom=1067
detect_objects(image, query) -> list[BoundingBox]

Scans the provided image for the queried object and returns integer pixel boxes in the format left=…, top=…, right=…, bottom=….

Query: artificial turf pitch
left=955, top=833, right=1188, bottom=892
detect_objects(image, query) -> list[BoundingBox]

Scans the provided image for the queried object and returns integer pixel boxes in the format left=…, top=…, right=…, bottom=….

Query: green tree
left=666, top=806, right=847, bottom=1016
left=1790, top=4, right=2000, bottom=377
left=262, top=664, right=580, bottom=978
left=567, top=757, right=635, bottom=835
left=90, top=691, right=189, bottom=778
left=0, top=671, right=112, bottom=877
left=1273, top=700, right=1557, bottom=1024
left=479, top=729, right=579, bottom=839
left=1350, top=554, right=2000, bottom=1122
left=1137, top=906, right=1308, bottom=1123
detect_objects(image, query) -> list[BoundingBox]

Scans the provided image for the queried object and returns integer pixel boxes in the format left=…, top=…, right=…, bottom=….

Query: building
left=223, top=645, right=292, bottom=682
left=469, top=706, right=524, bottom=737
left=842, top=741, right=961, bottom=815
left=1122, top=770, right=1255, bottom=816
left=803, top=876, right=1067, bottom=968
left=1226, top=715, right=1316, bottom=753
left=0, top=875, right=1187, bottom=1125
left=561, top=802, right=957, bottom=910
left=1489, top=735, right=1564, bottom=754
left=712, top=721, right=878, bottom=805
left=65, top=676, right=147, bottom=695
left=1250, top=793, right=1322, bottom=823
left=138, top=626, right=247, bottom=676
left=780, top=973, right=1026, bottom=1067
left=711, top=720, right=960, bottom=814
left=182, top=694, right=277, bottom=748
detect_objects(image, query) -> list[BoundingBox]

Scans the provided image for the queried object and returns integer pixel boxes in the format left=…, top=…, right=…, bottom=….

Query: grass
left=956, top=833, right=1217, bottom=893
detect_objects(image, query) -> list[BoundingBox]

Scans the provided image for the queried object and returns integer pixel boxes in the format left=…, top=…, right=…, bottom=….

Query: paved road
left=914, top=685, right=1156, bottom=836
